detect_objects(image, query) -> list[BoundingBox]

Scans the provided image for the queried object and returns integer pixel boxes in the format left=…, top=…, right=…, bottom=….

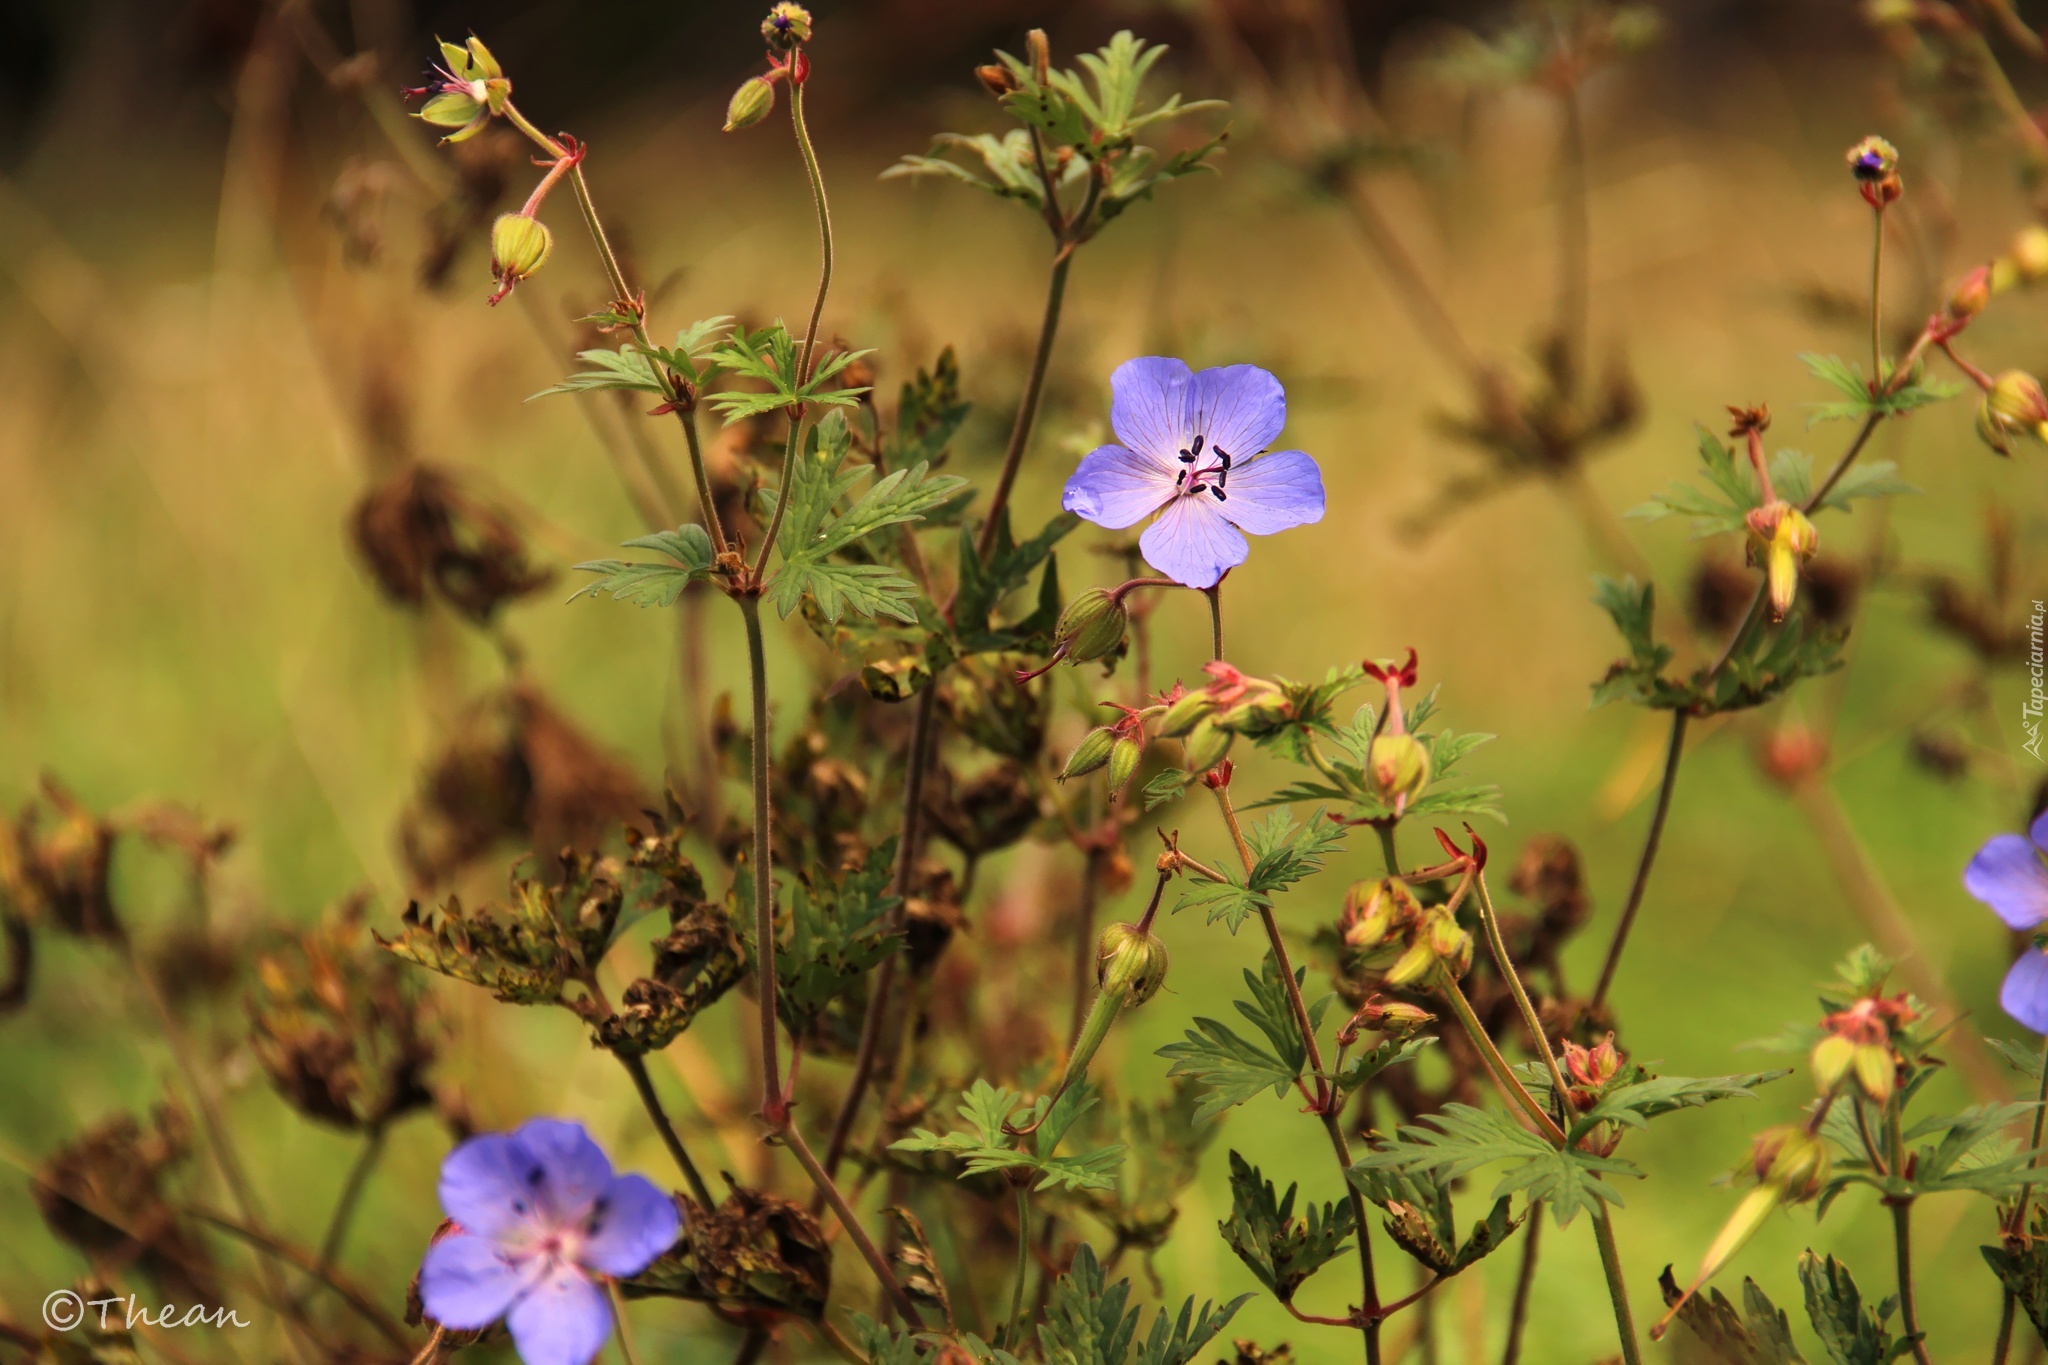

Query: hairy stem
left=608, top=1281, right=644, bottom=1365
left=1005, top=1187, right=1032, bottom=1349
left=311, top=1121, right=385, bottom=1285
left=1591, top=710, right=1687, bottom=1012
left=738, top=595, right=783, bottom=1118
left=619, top=1052, right=715, bottom=1208
left=1591, top=1207, right=1644, bottom=1365
left=1890, top=1199, right=1933, bottom=1365
left=1439, top=978, right=1566, bottom=1145
left=777, top=1121, right=925, bottom=1327
left=1474, top=872, right=1572, bottom=1111
left=977, top=248, right=1074, bottom=557
left=753, top=79, right=835, bottom=579
left=1214, top=779, right=1381, bottom=1363
left=1870, top=205, right=1886, bottom=385
left=1500, top=1207, right=1541, bottom=1365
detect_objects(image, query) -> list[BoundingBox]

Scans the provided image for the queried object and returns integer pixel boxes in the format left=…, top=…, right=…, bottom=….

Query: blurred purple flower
left=419, top=1118, right=679, bottom=1365
left=1963, top=811, right=2048, bottom=1033
left=1061, top=358, right=1324, bottom=589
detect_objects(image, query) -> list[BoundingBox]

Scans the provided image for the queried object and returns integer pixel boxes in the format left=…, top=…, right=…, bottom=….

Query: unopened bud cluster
left=1810, top=991, right=1914, bottom=1104
left=1340, top=877, right=1472, bottom=991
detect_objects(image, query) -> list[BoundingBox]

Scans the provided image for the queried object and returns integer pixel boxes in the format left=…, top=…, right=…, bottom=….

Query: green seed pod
left=1106, top=734, right=1143, bottom=797
left=1180, top=716, right=1233, bottom=773
left=1155, top=689, right=1215, bottom=738
left=1053, top=587, right=1128, bottom=664
left=1216, top=691, right=1291, bottom=734
left=1059, top=728, right=1114, bottom=781
left=490, top=213, right=553, bottom=285
left=1096, top=922, right=1170, bottom=1006
left=724, top=75, right=778, bottom=132
left=1368, top=732, right=1431, bottom=805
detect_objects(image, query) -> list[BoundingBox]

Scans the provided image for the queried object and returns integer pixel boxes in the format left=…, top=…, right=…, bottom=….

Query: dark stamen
left=1190, top=434, right=1204, bottom=456
left=1175, top=469, right=1187, bottom=487
left=1210, top=486, right=1228, bottom=502
left=1177, top=449, right=1196, bottom=463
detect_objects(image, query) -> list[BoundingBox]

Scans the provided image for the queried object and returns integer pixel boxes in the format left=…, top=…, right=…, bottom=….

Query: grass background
left=1, top=1, right=2046, bottom=1360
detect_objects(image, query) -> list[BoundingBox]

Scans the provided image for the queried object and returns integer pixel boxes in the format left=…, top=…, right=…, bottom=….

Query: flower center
left=1173, top=433, right=1233, bottom=502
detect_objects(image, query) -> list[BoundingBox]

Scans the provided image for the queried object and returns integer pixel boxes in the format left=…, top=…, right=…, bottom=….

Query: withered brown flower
left=33, top=1105, right=219, bottom=1306
left=350, top=463, right=551, bottom=625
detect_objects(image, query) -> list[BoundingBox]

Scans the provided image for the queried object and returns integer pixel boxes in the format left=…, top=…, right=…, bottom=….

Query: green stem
left=1439, top=979, right=1566, bottom=1145
left=777, top=1120, right=925, bottom=1327
left=1996, top=1040, right=2048, bottom=1363
left=977, top=248, right=1074, bottom=558
left=618, top=1052, right=715, bottom=1208
left=1591, top=709, right=1688, bottom=1012
left=1474, top=872, right=1573, bottom=1112
left=608, top=1281, right=644, bottom=1365
left=752, top=80, right=835, bottom=581
left=1871, top=205, right=1886, bottom=386
left=1500, top=1207, right=1541, bottom=1365
left=1005, top=1187, right=1032, bottom=1349
left=1891, top=1199, right=1933, bottom=1365
left=738, top=595, right=782, bottom=1119
left=312, top=1121, right=385, bottom=1283
left=1214, top=784, right=1380, bottom=1364
left=1375, top=824, right=1400, bottom=878
left=1206, top=585, right=1224, bottom=660
left=1591, top=1207, right=1644, bottom=1365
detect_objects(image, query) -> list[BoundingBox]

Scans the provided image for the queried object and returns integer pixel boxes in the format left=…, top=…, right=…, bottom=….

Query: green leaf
left=1218, top=1150, right=1356, bottom=1303
left=1798, top=1251, right=1916, bottom=1365
left=1991, top=1037, right=2046, bottom=1080
left=1157, top=962, right=1314, bottom=1120
left=1799, top=353, right=1959, bottom=425
left=890, top=1079, right=1124, bottom=1193
left=1349, top=1104, right=1637, bottom=1227
left=1141, top=768, right=1193, bottom=811
left=1173, top=808, right=1344, bottom=931
left=1350, top=1164, right=1521, bottom=1276
left=1655, top=1268, right=1808, bottom=1365
left=762, top=838, right=900, bottom=1040
left=1131, top=1291, right=1254, bottom=1365
left=529, top=345, right=669, bottom=400
left=1334, top=1035, right=1432, bottom=1095
left=1036, top=1245, right=1248, bottom=1365
left=1899, top=1102, right=2043, bottom=1199
left=570, top=524, right=717, bottom=606
left=1568, top=1071, right=1785, bottom=1143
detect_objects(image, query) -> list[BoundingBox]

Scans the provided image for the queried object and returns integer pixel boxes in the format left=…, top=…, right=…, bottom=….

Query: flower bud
left=1342, top=878, right=1422, bottom=954
left=724, top=75, right=778, bottom=132
left=762, top=2, right=813, bottom=50
left=1053, top=588, right=1128, bottom=665
left=1949, top=265, right=1992, bottom=319
left=1852, top=1042, right=1895, bottom=1104
left=1181, top=717, right=1233, bottom=773
left=1564, top=1032, right=1622, bottom=1092
left=1155, top=688, right=1215, bottom=739
left=1811, top=1033, right=1855, bottom=1094
left=1744, top=501, right=1818, bottom=622
left=976, top=63, right=1021, bottom=97
left=1749, top=1125, right=1831, bottom=1200
left=1097, top=922, right=1169, bottom=1006
left=1979, top=370, right=2048, bottom=456
left=2014, top=225, right=2048, bottom=283
left=1107, top=735, right=1143, bottom=798
left=1059, top=728, right=1114, bottom=781
left=489, top=213, right=552, bottom=305
left=1846, top=135, right=1898, bottom=182
left=1340, top=996, right=1436, bottom=1043
left=1368, top=733, right=1431, bottom=807
left=1216, top=690, right=1291, bottom=734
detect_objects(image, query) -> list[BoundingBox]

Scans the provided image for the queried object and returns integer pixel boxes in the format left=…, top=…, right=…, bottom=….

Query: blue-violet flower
left=1061, top=358, right=1325, bottom=589
left=1963, top=811, right=2048, bottom=1032
left=418, top=1118, right=679, bottom=1365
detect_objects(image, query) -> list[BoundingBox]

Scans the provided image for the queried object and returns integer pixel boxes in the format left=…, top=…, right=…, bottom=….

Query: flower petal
left=1184, top=365, right=1286, bottom=461
left=440, top=1133, right=542, bottom=1239
left=1063, top=444, right=1174, bottom=529
left=1216, top=449, right=1325, bottom=536
left=510, top=1119, right=616, bottom=1227
left=418, top=1232, right=535, bottom=1330
left=578, top=1174, right=682, bottom=1278
left=1109, top=357, right=1195, bottom=463
left=1964, top=833, right=2048, bottom=930
left=505, top=1264, right=612, bottom=1365
left=2003, top=949, right=2048, bottom=1035
left=1139, top=495, right=1248, bottom=589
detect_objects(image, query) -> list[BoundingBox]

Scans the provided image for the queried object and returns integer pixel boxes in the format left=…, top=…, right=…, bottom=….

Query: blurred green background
left=2, top=0, right=2046, bottom=1361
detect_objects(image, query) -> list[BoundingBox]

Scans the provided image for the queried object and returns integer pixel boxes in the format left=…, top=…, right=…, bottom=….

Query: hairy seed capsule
left=724, top=76, right=777, bottom=132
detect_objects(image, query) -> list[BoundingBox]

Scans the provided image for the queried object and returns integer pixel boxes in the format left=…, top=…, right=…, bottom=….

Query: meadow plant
left=14, top=6, right=2048, bottom=1365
